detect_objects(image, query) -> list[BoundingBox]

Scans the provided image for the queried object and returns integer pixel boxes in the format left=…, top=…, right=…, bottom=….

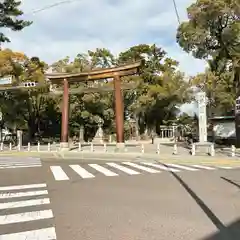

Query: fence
left=0, top=141, right=236, bottom=157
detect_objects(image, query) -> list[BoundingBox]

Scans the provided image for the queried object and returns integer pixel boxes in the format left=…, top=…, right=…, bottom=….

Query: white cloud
left=2, top=0, right=206, bottom=75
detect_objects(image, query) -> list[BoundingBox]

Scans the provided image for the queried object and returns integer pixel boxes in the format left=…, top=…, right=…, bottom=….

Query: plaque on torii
left=45, top=61, right=142, bottom=150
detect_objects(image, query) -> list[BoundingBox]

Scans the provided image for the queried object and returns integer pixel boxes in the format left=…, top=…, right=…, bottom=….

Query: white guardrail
left=0, top=141, right=238, bottom=157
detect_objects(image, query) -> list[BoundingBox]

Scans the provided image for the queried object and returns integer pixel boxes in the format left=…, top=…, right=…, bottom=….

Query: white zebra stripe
left=141, top=162, right=180, bottom=172
left=0, top=157, right=41, bottom=169
left=106, top=163, right=140, bottom=175
left=0, top=198, right=50, bottom=210
left=0, top=209, right=53, bottom=225
left=50, top=166, right=69, bottom=181
left=0, top=190, right=48, bottom=199
left=70, top=165, right=95, bottom=178
left=123, top=162, right=160, bottom=173
left=0, top=227, right=56, bottom=240
left=191, top=165, right=215, bottom=170
left=218, top=166, right=233, bottom=169
left=89, top=164, right=118, bottom=176
left=0, top=165, right=41, bottom=169
left=0, top=160, right=41, bottom=165
left=0, top=183, right=46, bottom=191
left=0, top=182, right=56, bottom=240
left=166, top=164, right=199, bottom=171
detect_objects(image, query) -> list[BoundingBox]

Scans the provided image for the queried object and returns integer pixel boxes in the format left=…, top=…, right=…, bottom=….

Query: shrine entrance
left=45, top=61, right=141, bottom=150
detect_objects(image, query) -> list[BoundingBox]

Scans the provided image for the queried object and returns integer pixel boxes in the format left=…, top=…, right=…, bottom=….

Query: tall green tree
left=51, top=50, right=115, bottom=141
left=118, top=44, right=191, bottom=135
left=0, top=0, right=32, bottom=43
left=177, top=0, right=240, bottom=92
left=0, top=44, right=192, bottom=142
left=191, top=70, right=235, bottom=116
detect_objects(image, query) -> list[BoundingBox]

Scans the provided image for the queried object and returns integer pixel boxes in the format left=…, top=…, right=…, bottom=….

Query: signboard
left=235, top=96, right=240, bottom=147
left=0, top=76, right=12, bottom=85
left=236, top=97, right=240, bottom=113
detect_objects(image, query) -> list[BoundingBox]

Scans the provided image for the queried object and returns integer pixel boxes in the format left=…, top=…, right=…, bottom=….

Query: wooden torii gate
left=45, top=61, right=141, bottom=150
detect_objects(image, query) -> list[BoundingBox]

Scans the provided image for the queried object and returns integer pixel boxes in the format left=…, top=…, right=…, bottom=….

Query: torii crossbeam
left=45, top=61, right=142, bottom=150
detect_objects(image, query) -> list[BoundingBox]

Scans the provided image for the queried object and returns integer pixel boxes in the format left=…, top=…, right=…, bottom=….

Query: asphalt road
left=0, top=157, right=239, bottom=240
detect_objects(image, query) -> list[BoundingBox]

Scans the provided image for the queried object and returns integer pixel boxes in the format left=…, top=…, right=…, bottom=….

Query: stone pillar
left=17, top=130, right=23, bottom=149
left=79, top=126, right=84, bottom=142
left=197, top=92, right=207, bottom=142
left=60, top=78, right=69, bottom=150
left=114, top=74, right=124, bottom=146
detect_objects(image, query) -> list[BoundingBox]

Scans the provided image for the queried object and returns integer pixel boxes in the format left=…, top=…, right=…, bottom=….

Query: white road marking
left=218, top=166, right=233, bottom=169
left=0, top=198, right=50, bottom=210
left=123, top=162, right=160, bottom=173
left=0, top=163, right=41, bottom=167
left=0, top=227, right=56, bottom=240
left=192, top=165, right=215, bottom=170
left=70, top=165, right=95, bottom=178
left=106, top=163, right=140, bottom=175
left=0, top=165, right=41, bottom=169
left=0, top=183, right=46, bottom=191
left=166, top=164, right=199, bottom=171
left=0, top=161, right=40, bottom=164
left=0, top=158, right=30, bottom=160
left=0, top=157, right=40, bottom=161
left=0, top=209, right=53, bottom=224
left=141, top=162, right=180, bottom=172
left=0, top=190, right=48, bottom=199
left=89, top=164, right=118, bottom=176
left=0, top=157, right=42, bottom=169
left=50, top=166, right=69, bottom=181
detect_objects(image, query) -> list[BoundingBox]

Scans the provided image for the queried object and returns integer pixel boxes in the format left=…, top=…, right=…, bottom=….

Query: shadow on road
left=202, top=219, right=240, bottom=240
left=221, top=177, right=240, bottom=190
left=160, top=162, right=240, bottom=240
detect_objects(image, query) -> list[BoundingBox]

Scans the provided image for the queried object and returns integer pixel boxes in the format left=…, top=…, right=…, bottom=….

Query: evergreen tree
left=0, top=0, right=32, bottom=43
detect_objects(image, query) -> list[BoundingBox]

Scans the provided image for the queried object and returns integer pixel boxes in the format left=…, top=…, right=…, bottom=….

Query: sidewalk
left=0, top=150, right=239, bottom=166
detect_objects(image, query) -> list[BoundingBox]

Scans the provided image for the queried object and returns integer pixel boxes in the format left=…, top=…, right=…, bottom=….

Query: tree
left=0, top=49, right=57, bottom=142
left=0, top=48, right=25, bottom=79
left=191, top=70, right=235, bottom=116
left=88, top=48, right=116, bottom=68
left=176, top=0, right=240, bottom=92
left=51, top=50, right=116, bottom=141
left=0, top=44, right=192, bottom=143
left=0, top=0, right=32, bottom=43
left=118, top=44, right=191, bottom=135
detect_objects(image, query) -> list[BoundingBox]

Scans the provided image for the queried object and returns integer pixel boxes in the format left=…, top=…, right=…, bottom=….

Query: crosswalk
left=0, top=183, right=57, bottom=239
left=49, top=162, right=238, bottom=181
left=0, top=157, right=42, bottom=169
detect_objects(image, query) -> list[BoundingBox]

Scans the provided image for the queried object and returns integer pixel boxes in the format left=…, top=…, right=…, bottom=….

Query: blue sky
left=3, top=0, right=207, bottom=115
left=3, top=0, right=206, bottom=77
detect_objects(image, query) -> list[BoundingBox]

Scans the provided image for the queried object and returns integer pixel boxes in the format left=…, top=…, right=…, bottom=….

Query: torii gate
left=45, top=61, right=141, bottom=150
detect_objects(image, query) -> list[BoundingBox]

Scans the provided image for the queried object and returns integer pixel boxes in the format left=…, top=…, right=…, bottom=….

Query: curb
left=42, top=158, right=240, bottom=166
left=0, top=151, right=239, bottom=166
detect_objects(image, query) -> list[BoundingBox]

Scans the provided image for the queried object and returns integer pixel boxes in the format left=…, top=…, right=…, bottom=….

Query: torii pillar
left=59, top=75, right=125, bottom=150
left=60, top=78, right=70, bottom=150
left=113, top=73, right=124, bottom=149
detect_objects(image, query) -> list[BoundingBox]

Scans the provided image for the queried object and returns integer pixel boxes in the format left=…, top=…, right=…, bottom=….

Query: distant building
left=209, top=116, right=235, bottom=144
